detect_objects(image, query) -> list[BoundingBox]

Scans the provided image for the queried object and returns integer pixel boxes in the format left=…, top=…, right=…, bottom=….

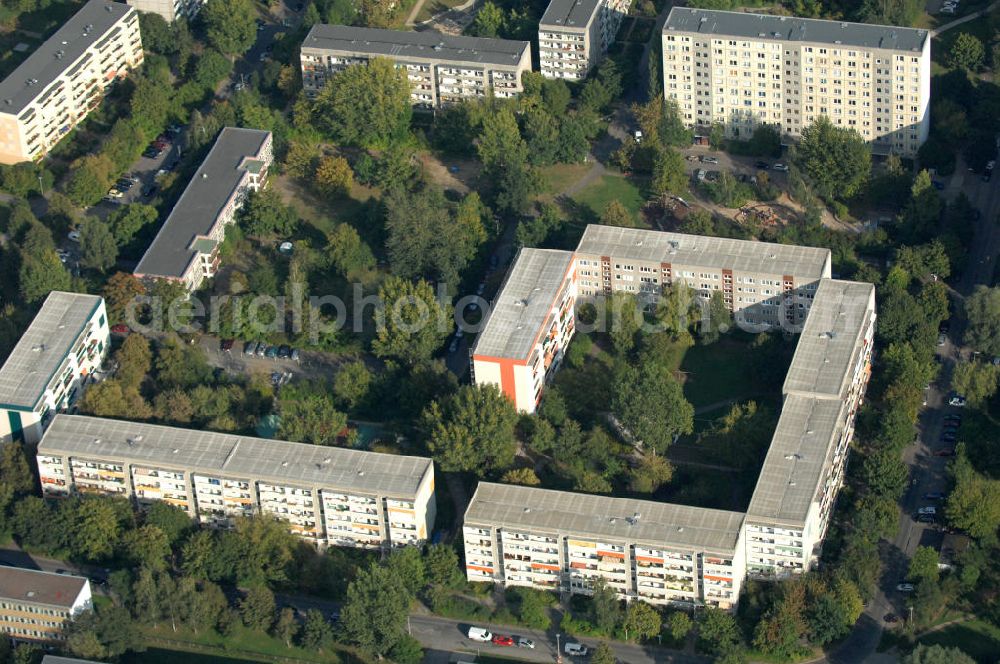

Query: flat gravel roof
left=39, top=414, right=432, bottom=499
left=0, top=566, right=88, bottom=609
left=664, top=8, right=928, bottom=52
left=0, top=292, right=102, bottom=410
left=540, top=0, right=601, bottom=31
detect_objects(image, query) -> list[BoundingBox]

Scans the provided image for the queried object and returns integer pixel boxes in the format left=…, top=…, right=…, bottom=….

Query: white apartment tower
left=661, top=8, right=930, bottom=156
left=0, top=0, right=143, bottom=164
left=538, top=0, right=633, bottom=80
left=37, top=415, right=436, bottom=550
left=300, top=25, right=531, bottom=108
left=0, top=292, right=109, bottom=445
left=126, top=0, right=205, bottom=22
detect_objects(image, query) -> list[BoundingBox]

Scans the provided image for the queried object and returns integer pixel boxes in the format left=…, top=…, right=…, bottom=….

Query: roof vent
left=788, top=481, right=797, bottom=486
left=524, top=507, right=531, bottom=513
left=172, top=448, right=179, bottom=454
left=31, top=344, right=44, bottom=352
left=201, top=173, right=208, bottom=179
left=357, top=470, right=364, bottom=476
left=677, top=526, right=684, bottom=532
left=281, top=461, right=289, bottom=467
left=323, top=457, right=332, bottom=464
left=26, top=591, right=35, bottom=598
left=92, top=438, right=101, bottom=445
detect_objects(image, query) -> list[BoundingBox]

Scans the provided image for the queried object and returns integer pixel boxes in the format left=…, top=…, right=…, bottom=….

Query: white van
left=467, top=626, right=492, bottom=642
left=564, top=642, right=589, bottom=656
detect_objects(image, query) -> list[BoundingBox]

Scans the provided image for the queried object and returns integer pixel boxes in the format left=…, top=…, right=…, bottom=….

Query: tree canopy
left=422, top=384, right=518, bottom=476
left=796, top=117, right=871, bottom=200
left=311, top=58, right=412, bottom=148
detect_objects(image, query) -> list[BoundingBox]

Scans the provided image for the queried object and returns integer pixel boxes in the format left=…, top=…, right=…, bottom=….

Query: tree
left=902, top=645, right=977, bottom=664
left=591, top=642, right=617, bottom=664
left=327, top=224, right=375, bottom=278
left=300, top=608, right=334, bottom=651
left=277, top=381, right=348, bottom=446
left=612, top=364, right=694, bottom=453
left=948, top=33, right=984, bottom=71
left=78, top=379, right=151, bottom=419
left=951, top=361, right=1000, bottom=406
left=386, top=546, right=426, bottom=596
left=284, top=139, right=320, bottom=179
left=607, top=292, right=643, bottom=355
left=144, top=501, right=194, bottom=546
left=623, top=601, right=661, bottom=641
left=697, top=606, right=742, bottom=656
left=629, top=454, right=673, bottom=493
left=72, top=496, right=127, bottom=561
left=701, top=290, right=731, bottom=344
left=665, top=610, right=692, bottom=642
left=471, top=1, right=504, bottom=36
left=909, top=546, right=940, bottom=585
left=600, top=200, right=635, bottom=227
left=964, top=285, right=1000, bottom=355
left=65, top=154, right=113, bottom=207
left=239, top=188, right=298, bottom=237
left=240, top=586, right=276, bottom=632
left=156, top=335, right=212, bottom=389
left=103, top=272, right=146, bottom=324
left=500, top=467, right=541, bottom=486
left=389, top=635, right=424, bottom=664
left=18, top=252, right=70, bottom=303
left=423, top=384, right=519, bottom=476
left=333, top=361, right=372, bottom=410
left=426, top=544, right=463, bottom=589
left=651, top=147, right=687, bottom=197
left=589, top=577, right=621, bottom=632
left=107, top=204, right=158, bottom=247
left=203, top=0, right=256, bottom=55
left=945, top=453, right=1000, bottom=539
left=796, top=117, right=871, bottom=200
left=116, top=333, right=152, bottom=390
left=341, top=563, right=412, bottom=656
left=273, top=607, right=299, bottom=647
left=65, top=605, right=141, bottom=660
left=312, top=58, right=411, bottom=148
left=371, top=276, right=452, bottom=365
left=120, top=525, right=170, bottom=570
left=315, top=155, right=353, bottom=198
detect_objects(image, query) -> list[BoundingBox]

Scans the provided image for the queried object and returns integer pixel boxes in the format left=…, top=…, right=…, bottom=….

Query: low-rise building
left=661, top=8, right=931, bottom=156
left=538, top=0, right=633, bottom=80
left=0, top=567, right=92, bottom=644
left=0, top=0, right=143, bottom=164
left=37, top=414, right=436, bottom=550
left=300, top=25, right=531, bottom=107
left=134, top=127, right=272, bottom=291
left=0, top=292, right=109, bottom=445
left=463, top=483, right=746, bottom=610
left=126, top=0, right=204, bottom=22
left=471, top=248, right=577, bottom=414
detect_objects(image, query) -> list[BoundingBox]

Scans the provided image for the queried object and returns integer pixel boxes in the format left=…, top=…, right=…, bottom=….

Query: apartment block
left=134, top=128, right=272, bottom=291
left=575, top=225, right=831, bottom=328
left=0, top=0, right=142, bottom=164
left=300, top=25, right=531, bottom=108
left=661, top=8, right=930, bottom=156
left=539, top=0, right=633, bottom=80
left=0, top=567, right=92, bottom=643
left=471, top=248, right=577, bottom=414
left=0, top=292, right=109, bottom=445
left=463, top=483, right=746, bottom=610
left=36, top=414, right=436, bottom=549
left=126, top=0, right=204, bottom=22
left=745, top=279, right=875, bottom=577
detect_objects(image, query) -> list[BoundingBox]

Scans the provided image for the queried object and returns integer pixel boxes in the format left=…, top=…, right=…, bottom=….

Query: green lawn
left=539, top=163, right=591, bottom=196
left=915, top=619, right=1000, bottom=662
left=678, top=335, right=762, bottom=410
left=136, top=624, right=347, bottom=664
left=570, top=174, right=649, bottom=221
left=123, top=648, right=270, bottom=664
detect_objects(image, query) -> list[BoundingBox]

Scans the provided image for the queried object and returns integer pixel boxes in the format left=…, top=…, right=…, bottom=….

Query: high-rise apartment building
left=0, top=567, right=92, bottom=644
left=0, top=292, right=109, bottom=445
left=661, top=8, right=930, bottom=156
left=538, top=0, right=633, bottom=80
left=134, top=128, right=272, bottom=291
left=37, top=414, right=436, bottom=550
left=126, top=0, right=204, bottom=22
left=471, top=248, right=577, bottom=414
left=464, top=483, right=747, bottom=610
left=0, top=0, right=143, bottom=164
left=575, top=225, right=831, bottom=328
left=300, top=25, right=531, bottom=108
left=467, top=228, right=876, bottom=608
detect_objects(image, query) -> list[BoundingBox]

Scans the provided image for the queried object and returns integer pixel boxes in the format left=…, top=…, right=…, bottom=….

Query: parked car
left=68, top=230, right=81, bottom=242
left=517, top=637, right=535, bottom=648
left=937, top=333, right=947, bottom=346
left=266, top=345, right=279, bottom=359
left=918, top=506, right=937, bottom=515
left=491, top=635, right=514, bottom=647
left=755, top=160, right=771, bottom=169
left=896, top=583, right=915, bottom=592
left=244, top=341, right=258, bottom=356
left=467, top=627, right=492, bottom=642
left=110, top=324, right=130, bottom=335
left=448, top=338, right=459, bottom=354
left=695, top=169, right=706, bottom=181
left=917, top=513, right=936, bottom=523
left=773, top=163, right=789, bottom=172
left=220, top=339, right=234, bottom=352
left=934, top=448, right=956, bottom=457
left=884, top=613, right=899, bottom=623
left=700, top=155, right=719, bottom=164
left=256, top=344, right=268, bottom=358
left=940, top=432, right=957, bottom=443
left=564, top=642, right=589, bottom=656
left=949, top=395, right=967, bottom=407
left=705, top=170, right=721, bottom=182
left=142, top=185, right=158, bottom=198
left=143, top=147, right=162, bottom=159
left=277, top=345, right=291, bottom=359
left=290, top=349, right=300, bottom=362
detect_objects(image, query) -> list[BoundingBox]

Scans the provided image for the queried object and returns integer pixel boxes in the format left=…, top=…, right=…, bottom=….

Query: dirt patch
left=418, top=153, right=482, bottom=193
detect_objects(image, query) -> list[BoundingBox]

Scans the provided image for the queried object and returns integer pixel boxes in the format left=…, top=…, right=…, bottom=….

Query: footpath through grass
left=914, top=618, right=1000, bottom=662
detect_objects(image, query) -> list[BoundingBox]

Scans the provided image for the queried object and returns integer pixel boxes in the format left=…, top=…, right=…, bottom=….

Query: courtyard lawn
left=135, top=623, right=353, bottom=664
left=539, top=163, right=591, bottom=197
left=570, top=174, right=649, bottom=221
left=678, top=335, right=762, bottom=410
left=915, top=618, right=1000, bottom=662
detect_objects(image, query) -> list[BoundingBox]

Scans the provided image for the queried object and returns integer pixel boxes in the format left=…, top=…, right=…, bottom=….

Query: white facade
left=126, top=0, right=204, bottom=22
left=0, top=293, right=109, bottom=445
left=37, top=415, right=436, bottom=550
left=539, top=0, right=633, bottom=80
left=0, top=1, right=143, bottom=165
left=0, top=568, right=92, bottom=643
left=661, top=8, right=930, bottom=156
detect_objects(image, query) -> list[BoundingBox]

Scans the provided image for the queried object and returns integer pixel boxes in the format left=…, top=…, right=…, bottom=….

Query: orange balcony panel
left=635, top=556, right=664, bottom=564
left=531, top=562, right=561, bottom=571
left=466, top=564, right=493, bottom=573
left=598, top=551, right=625, bottom=559
left=704, top=574, right=733, bottom=583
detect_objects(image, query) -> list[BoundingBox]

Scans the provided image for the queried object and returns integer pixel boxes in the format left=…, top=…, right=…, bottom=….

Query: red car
left=220, top=338, right=235, bottom=352
left=110, top=324, right=129, bottom=335
left=491, top=635, right=514, bottom=647
left=934, top=448, right=956, bottom=457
